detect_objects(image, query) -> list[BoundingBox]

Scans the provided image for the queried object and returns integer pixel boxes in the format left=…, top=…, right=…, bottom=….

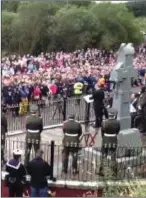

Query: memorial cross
left=110, top=43, right=138, bottom=130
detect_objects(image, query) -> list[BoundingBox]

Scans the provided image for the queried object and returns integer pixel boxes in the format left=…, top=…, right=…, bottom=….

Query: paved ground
left=4, top=125, right=101, bottom=180
left=6, top=87, right=141, bottom=132
left=4, top=122, right=146, bottom=181
left=4, top=87, right=145, bottom=181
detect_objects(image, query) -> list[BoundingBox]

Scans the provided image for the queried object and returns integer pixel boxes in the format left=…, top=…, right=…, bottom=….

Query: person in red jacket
left=33, top=86, right=41, bottom=102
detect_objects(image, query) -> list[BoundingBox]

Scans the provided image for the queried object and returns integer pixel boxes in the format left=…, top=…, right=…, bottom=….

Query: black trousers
left=9, top=184, right=23, bottom=197
left=131, top=112, right=137, bottom=128
left=94, top=108, right=103, bottom=127
left=62, top=147, right=79, bottom=173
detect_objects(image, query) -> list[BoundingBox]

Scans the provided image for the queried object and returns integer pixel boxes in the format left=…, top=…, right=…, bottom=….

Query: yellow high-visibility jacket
left=74, top=82, right=84, bottom=95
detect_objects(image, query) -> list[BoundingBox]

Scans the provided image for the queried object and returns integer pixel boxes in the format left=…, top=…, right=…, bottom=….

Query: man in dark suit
left=90, top=85, right=105, bottom=128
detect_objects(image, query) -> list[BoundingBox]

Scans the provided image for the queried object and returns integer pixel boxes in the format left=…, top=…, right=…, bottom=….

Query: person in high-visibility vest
left=73, top=82, right=84, bottom=105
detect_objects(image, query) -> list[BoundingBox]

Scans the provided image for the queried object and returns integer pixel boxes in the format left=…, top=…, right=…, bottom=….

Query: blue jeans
left=31, top=186, right=48, bottom=197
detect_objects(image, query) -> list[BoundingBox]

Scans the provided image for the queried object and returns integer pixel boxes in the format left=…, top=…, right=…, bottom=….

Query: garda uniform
left=25, top=105, right=43, bottom=166
left=62, top=115, right=82, bottom=174
left=99, top=108, right=120, bottom=176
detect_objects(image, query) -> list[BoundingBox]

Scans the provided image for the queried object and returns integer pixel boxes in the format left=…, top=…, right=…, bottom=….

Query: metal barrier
left=5, top=97, right=95, bottom=132
left=4, top=139, right=146, bottom=182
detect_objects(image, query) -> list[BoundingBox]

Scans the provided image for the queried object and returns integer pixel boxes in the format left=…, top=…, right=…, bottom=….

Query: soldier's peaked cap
left=30, top=104, right=38, bottom=113
left=108, top=108, right=117, bottom=116
left=68, top=114, right=75, bottom=119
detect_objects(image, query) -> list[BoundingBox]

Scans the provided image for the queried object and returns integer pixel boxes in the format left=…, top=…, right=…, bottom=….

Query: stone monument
left=110, top=43, right=137, bottom=130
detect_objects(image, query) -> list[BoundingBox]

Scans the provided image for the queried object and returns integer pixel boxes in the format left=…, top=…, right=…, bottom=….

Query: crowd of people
left=2, top=44, right=146, bottom=197
left=2, top=46, right=146, bottom=112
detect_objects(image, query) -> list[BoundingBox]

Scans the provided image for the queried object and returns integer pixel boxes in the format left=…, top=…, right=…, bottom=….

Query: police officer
left=62, top=114, right=82, bottom=174
left=1, top=105, right=8, bottom=164
left=99, top=108, right=120, bottom=177
left=25, top=104, right=43, bottom=166
left=5, top=149, right=26, bottom=197
left=90, top=84, right=105, bottom=128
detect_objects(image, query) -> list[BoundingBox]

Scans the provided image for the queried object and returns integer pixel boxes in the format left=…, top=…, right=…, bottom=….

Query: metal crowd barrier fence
left=5, top=97, right=95, bottom=132
left=4, top=139, right=146, bottom=182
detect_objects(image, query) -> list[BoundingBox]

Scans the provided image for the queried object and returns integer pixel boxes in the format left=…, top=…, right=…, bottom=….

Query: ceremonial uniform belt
left=65, top=133, right=78, bottom=137
left=104, top=133, right=117, bottom=137
left=27, top=129, right=39, bottom=133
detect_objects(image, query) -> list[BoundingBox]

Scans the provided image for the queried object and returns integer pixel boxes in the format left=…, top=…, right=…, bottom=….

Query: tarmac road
left=4, top=125, right=100, bottom=181
left=6, top=87, right=141, bottom=132
left=4, top=125, right=146, bottom=181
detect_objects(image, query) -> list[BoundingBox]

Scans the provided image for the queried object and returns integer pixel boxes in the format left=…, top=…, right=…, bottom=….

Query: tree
left=134, top=17, right=146, bottom=33
left=1, top=2, right=144, bottom=54
left=2, top=1, right=20, bottom=12
left=2, top=11, right=18, bottom=51
left=127, top=2, right=146, bottom=17
left=89, top=3, right=143, bottom=49
left=69, top=1, right=92, bottom=7
left=11, top=2, right=60, bottom=54
left=52, top=5, right=101, bottom=51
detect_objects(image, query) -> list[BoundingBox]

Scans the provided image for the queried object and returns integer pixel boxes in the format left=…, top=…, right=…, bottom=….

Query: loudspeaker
left=117, top=128, right=142, bottom=158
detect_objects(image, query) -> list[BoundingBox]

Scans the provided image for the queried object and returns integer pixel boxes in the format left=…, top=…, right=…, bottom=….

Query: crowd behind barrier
left=5, top=97, right=96, bottom=132
left=3, top=139, right=146, bottom=182
left=2, top=46, right=146, bottom=133
left=2, top=47, right=146, bottom=103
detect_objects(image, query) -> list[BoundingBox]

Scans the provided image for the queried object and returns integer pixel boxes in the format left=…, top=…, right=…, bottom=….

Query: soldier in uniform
left=1, top=105, right=8, bottom=164
left=62, top=115, right=82, bottom=174
left=24, top=104, right=43, bottom=166
left=99, top=108, right=120, bottom=177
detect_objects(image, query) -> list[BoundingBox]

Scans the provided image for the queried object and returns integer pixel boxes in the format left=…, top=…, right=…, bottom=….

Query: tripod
left=51, top=100, right=64, bottom=120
